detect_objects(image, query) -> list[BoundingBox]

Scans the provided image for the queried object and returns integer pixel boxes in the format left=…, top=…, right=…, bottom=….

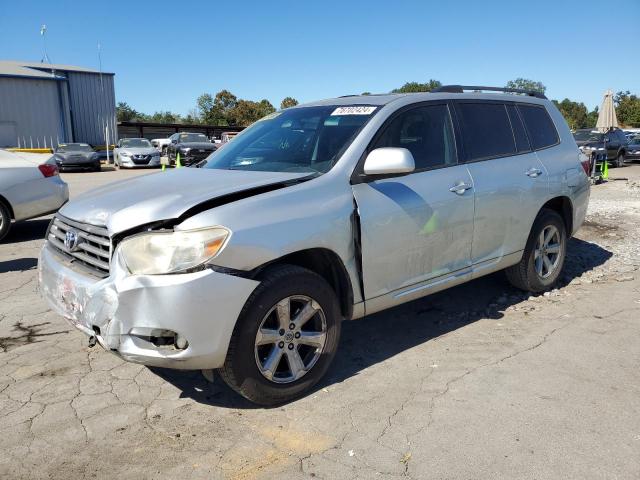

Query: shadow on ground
left=146, top=238, right=613, bottom=408
left=4, top=218, right=50, bottom=244
left=0, top=257, right=38, bottom=274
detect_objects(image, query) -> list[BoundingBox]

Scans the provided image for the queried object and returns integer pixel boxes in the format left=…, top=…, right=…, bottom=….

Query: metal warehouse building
left=0, top=60, right=116, bottom=148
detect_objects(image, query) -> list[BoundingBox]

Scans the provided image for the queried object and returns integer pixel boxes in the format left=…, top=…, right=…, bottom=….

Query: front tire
left=0, top=202, right=11, bottom=242
left=506, top=209, right=567, bottom=293
left=219, top=265, right=341, bottom=406
left=615, top=153, right=624, bottom=168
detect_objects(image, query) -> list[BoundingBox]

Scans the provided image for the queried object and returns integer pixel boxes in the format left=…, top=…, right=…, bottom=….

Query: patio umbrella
left=595, top=89, right=618, bottom=180
left=596, top=89, right=618, bottom=132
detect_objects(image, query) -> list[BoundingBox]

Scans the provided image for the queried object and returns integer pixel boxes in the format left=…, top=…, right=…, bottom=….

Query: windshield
left=120, top=138, right=151, bottom=148
left=203, top=105, right=378, bottom=174
left=573, top=130, right=604, bottom=142
left=630, top=136, right=640, bottom=145
left=55, top=143, right=93, bottom=153
left=180, top=133, right=208, bottom=143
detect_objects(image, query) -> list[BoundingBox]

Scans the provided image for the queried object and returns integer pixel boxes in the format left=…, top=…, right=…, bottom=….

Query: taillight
left=579, top=153, right=591, bottom=176
left=580, top=159, right=591, bottom=176
left=38, top=164, right=59, bottom=178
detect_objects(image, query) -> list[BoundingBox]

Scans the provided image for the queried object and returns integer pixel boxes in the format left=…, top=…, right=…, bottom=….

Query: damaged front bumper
left=38, top=243, right=259, bottom=369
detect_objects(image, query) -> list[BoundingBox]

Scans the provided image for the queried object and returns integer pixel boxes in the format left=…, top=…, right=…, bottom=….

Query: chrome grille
left=47, top=215, right=111, bottom=277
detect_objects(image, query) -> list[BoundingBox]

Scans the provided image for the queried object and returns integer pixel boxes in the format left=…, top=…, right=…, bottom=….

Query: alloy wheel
left=254, top=295, right=327, bottom=384
left=534, top=225, right=562, bottom=279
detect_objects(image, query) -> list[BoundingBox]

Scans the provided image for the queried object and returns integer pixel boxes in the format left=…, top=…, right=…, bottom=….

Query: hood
left=119, top=147, right=158, bottom=156
left=59, top=168, right=308, bottom=234
left=179, top=142, right=216, bottom=149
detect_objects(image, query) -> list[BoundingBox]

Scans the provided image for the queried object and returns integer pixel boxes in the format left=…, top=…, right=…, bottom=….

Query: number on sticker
left=331, top=106, right=376, bottom=116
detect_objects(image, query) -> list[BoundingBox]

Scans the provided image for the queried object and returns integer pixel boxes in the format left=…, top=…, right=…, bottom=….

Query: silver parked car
left=114, top=138, right=162, bottom=168
left=39, top=86, right=590, bottom=404
left=0, top=150, right=69, bottom=241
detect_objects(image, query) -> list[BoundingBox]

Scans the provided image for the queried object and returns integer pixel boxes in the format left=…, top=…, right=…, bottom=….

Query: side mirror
left=363, top=147, right=415, bottom=175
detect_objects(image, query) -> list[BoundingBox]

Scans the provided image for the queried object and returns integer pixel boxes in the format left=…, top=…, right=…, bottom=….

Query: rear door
left=454, top=101, right=548, bottom=264
left=352, top=103, right=475, bottom=300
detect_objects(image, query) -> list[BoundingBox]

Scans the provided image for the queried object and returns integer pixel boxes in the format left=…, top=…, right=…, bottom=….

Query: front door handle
left=526, top=167, right=543, bottom=178
left=449, top=182, right=472, bottom=195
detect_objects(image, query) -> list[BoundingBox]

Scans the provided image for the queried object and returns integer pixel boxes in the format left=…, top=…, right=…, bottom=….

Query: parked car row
left=573, top=128, right=630, bottom=167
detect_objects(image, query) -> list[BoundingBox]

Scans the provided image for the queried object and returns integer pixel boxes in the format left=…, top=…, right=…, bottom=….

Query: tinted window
left=456, top=103, right=516, bottom=161
left=518, top=105, right=559, bottom=150
left=506, top=104, right=531, bottom=153
left=373, top=104, right=456, bottom=169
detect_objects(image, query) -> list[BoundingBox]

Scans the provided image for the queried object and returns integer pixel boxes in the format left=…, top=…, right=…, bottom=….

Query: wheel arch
left=540, top=196, right=573, bottom=236
left=0, top=194, right=15, bottom=219
left=254, top=248, right=354, bottom=320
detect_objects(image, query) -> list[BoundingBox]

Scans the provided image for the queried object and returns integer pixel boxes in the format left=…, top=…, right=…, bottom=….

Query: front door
left=352, top=103, right=475, bottom=300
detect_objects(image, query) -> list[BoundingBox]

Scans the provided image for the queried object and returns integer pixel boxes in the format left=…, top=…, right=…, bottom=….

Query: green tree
left=197, top=93, right=226, bottom=126
left=552, top=99, right=589, bottom=130
left=614, top=91, right=640, bottom=127
left=391, top=79, right=442, bottom=93
left=148, top=111, right=181, bottom=123
left=280, top=97, right=299, bottom=109
left=360, top=92, right=371, bottom=96
left=229, top=99, right=276, bottom=126
left=116, top=102, right=146, bottom=122
left=505, top=78, right=546, bottom=95
left=586, top=107, right=599, bottom=128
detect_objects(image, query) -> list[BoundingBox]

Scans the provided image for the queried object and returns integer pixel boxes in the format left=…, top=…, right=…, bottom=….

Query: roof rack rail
left=432, top=85, right=547, bottom=100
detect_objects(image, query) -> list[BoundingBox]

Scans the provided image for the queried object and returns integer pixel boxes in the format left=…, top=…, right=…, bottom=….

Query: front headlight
left=120, top=151, right=131, bottom=157
left=118, top=227, right=230, bottom=275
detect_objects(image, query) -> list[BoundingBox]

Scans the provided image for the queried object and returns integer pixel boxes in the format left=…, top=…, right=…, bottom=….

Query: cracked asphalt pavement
left=1, top=165, right=639, bottom=479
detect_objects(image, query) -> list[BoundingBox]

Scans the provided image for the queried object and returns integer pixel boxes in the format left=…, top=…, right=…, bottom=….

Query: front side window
left=372, top=104, right=456, bottom=169
left=204, top=106, right=377, bottom=174
left=456, top=103, right=516, bottom=161
left=518, top=104, right=559, bottom=150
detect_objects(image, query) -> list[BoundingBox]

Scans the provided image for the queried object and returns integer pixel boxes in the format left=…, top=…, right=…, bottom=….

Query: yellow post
left=602, top=158, right=609, bottom=179
left=176, top=152, right=182, bottom=168
left=161, top=163, right=166, bottom=172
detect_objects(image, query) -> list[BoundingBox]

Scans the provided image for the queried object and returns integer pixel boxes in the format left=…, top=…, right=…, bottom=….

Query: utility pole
left=40, top=24, right=51, bottom=63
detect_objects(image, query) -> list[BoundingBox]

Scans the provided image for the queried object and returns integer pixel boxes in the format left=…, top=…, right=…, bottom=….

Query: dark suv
left=573, top=128, right=628, bottom=167
left=166, top=132, right=217, bottom=166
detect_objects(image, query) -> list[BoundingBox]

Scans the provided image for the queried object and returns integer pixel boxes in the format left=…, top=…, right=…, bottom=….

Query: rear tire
left=505, top=209, right=567, bottom=293
left=0, top=202, right=12, bottom=242
left=219, top=265, right=341, bottom=406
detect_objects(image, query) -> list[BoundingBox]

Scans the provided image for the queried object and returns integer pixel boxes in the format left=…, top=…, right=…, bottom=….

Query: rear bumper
left=38, top=243, right=259, bottom=369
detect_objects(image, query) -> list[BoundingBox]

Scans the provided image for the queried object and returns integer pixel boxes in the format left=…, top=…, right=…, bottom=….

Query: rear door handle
left=449, top=182, right=473, bottom=195
left=526, top=167, right=543, bottom=178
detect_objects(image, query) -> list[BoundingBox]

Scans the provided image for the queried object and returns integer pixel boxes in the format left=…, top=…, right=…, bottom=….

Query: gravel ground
left=0, top=164, right=639, bottom=479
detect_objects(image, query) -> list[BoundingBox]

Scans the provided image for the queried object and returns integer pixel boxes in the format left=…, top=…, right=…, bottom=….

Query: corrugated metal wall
left=67, top=72, right=116, bottom=145
left=0, top=77, right=64, bottom=147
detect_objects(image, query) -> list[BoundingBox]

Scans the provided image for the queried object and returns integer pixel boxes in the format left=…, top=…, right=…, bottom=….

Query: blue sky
left=1, top=0, right=638, bottom=115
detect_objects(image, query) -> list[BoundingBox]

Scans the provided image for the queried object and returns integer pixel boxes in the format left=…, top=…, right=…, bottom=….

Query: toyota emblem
left=64, top=229, right=80, bottom=252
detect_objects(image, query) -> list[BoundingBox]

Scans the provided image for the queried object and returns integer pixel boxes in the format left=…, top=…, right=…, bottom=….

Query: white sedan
left=0, top=150, right=69, bottom=241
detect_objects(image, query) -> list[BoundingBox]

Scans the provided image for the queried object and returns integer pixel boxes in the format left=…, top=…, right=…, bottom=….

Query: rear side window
left=518, top=104, right=559, bottom=150
left=373, top=104, right=457, bottom=170
left=455, top=103, right=516, bottom=161
left=506, top=104, right=531, bottom=153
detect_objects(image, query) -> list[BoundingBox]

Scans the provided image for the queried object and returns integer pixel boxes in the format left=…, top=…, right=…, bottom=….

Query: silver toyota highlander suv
left=39, top=86, right=590, bottom=405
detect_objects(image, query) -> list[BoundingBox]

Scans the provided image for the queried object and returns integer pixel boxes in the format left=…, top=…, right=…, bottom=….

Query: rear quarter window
left=517, top=104, right=559, bottom=150
left=455, top=103, right=516, bottom=161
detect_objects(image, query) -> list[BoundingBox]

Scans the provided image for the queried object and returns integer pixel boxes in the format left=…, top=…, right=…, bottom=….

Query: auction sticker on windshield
left=331, top=106, right=377, bottom=116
